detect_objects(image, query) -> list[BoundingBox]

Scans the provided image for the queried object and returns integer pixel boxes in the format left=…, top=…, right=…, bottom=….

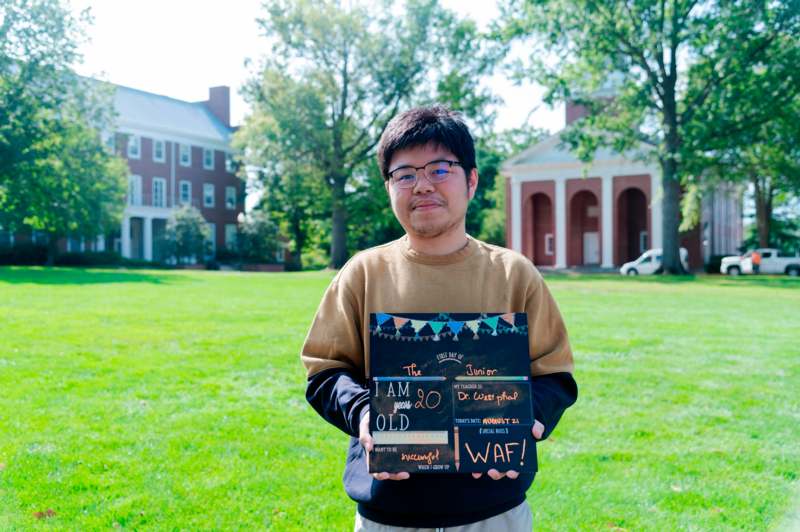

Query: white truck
left=619, top=248, right=690, bottom=275
left=720, top=248, right=800, bottom=276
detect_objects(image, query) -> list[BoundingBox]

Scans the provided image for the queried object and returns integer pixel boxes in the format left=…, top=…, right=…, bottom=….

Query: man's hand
left=471, top=419, right=545, bottom=480
left=359, top=408, right=410, bottom=481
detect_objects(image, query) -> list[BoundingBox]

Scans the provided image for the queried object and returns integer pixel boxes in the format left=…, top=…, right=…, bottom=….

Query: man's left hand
left=471, top=419, right=545, bottom=480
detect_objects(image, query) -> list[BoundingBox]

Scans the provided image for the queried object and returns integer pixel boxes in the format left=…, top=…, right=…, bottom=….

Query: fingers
left=532, top=419, right=545, bottom=440
left=372, top=472, right=410, bottom=481
left=473, top=469, right=519, bottom=480
left=358, top=410, right=373, bottom=452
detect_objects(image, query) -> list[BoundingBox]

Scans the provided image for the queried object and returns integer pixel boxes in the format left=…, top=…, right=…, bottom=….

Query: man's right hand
left=359, top=408, right=410, bottom=481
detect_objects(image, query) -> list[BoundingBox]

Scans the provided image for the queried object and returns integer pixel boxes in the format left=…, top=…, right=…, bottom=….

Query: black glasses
left=387, top=159, right=462, bottom=189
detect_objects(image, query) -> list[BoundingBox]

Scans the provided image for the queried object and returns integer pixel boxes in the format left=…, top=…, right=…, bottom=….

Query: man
left=301, top=106, right=577, bottom=530
left=752, top=250, right=761, bottom=274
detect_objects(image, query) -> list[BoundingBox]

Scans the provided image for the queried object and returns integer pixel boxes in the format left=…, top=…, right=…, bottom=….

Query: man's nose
left=412, top=172, right=435, bottom=194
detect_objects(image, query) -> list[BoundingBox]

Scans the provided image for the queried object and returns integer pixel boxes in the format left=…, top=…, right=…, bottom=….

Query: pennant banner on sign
left=369, top=313, right=527, bottom=342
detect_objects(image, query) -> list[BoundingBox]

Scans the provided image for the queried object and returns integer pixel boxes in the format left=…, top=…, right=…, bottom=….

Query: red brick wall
left=521, top=181, right=556, bottom=265
left=566, top=177, right=602, bottom=266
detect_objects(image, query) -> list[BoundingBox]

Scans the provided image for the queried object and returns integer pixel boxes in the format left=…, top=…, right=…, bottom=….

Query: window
left=179, top=144, right=191, bottom=167
left=152, top=177, right=166, bottom=207
left=153, top=139, right=165, bottom=162
left=545, top=233, right=554, bottom=256
left=225, top=224, right=237, bottom=250
left=203, top=183, right=215, bottom=207
left=179, top=180, right=192, bottom=205
left=761, top=251, right=772, bottom=259
left=32, top=230, right=48, bottom=245
left=203, top=148, right=214, bottom=170
left=639, top=231, right=649, bottom=254
left=225, top=186, right=236, bottom=210
left=207, top=222, right=216, bottom=256
left=127, top=134, right=140, bottom=159
left=225, top=153, right=235, bottom=173
left=128, top=175, right=142, bottom=206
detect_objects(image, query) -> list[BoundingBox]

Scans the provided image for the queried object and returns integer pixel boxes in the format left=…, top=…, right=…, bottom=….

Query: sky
left=69, top=0, right=565, bottom=133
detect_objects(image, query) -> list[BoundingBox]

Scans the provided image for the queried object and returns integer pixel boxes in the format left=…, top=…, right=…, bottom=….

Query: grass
left=0, top=266, right=798, bottom=530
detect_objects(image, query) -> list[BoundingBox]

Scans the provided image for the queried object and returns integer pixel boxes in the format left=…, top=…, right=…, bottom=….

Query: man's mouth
left=412, top=200, right=444, bottom=211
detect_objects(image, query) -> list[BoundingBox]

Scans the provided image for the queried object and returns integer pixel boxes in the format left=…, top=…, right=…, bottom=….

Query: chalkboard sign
left=368, top=312, right=536, bottom=474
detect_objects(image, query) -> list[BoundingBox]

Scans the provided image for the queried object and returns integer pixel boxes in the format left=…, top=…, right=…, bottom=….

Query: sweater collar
left=397, top=233, right=477, bottom=265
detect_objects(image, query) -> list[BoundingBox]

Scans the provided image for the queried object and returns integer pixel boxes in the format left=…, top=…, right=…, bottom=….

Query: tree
left=686, top=97, right=800, bottom=249
left=239, top=0, right=501, bottom=268
left=0, top=0, right=127, bottom=264
left=164, top=205, right=211, bottom=265
left=499, top=0, right=800, bottom=273
left=237, top=209, right=282, bottom=264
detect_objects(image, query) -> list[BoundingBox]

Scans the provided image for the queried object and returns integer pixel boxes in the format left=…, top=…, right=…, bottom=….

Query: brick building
left=112, top=84, right=243, bottom=261
left=502, top=103, right=743, bottom=270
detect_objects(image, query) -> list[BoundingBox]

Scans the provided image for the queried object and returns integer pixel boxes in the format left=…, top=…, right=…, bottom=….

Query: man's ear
left=467, top=169, right=479, bottom=200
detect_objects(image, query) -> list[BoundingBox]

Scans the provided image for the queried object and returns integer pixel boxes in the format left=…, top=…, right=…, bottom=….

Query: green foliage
left=238, top=0, right=502, bottom=268
left=0, top=0, right=127, bottom=262
left=498, top=0, right=800, bottom=273
left=164, top=205, right=211, bottom=265
left=237, top=210, right=281, bottom=264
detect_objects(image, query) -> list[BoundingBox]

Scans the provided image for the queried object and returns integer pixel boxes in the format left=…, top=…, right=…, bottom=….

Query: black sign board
left=368, top=312, right=537, bottom=474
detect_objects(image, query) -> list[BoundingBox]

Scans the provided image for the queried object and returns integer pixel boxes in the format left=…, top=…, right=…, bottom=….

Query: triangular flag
left=410, top=320, right=427, bottom=337
left=500, top=313, right=515, bottom=326
left=448, top=321, right=464, bottom=340
left=484, top=316, right=499, bottom=336
left=466, top=320, right=480, bottom=339
left=393, top=317, right=409, bottom=331
left=376, top=313, right=392, bottom=325
left=429, top=321, right=445, bottom=341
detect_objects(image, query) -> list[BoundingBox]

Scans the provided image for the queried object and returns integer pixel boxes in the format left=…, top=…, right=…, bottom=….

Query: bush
left=55, top=251, right=122, bottom=267
left=0, top=243, right=48, bottom=265
left=238, top=211, right=281, bottom=264
left=164, top=205, right=211, bottom=264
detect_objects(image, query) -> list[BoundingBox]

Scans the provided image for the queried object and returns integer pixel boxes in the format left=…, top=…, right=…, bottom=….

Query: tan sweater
left=301, top=234, right=573, bottom=380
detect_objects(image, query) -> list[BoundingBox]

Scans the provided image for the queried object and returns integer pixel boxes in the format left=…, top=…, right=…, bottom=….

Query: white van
left=619, top=248, right=689, bottom=275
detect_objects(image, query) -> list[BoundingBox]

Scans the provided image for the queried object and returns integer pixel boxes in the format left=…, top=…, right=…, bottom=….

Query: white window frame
left=203, top=148, right=214, bottom=170
left=224, top=223, right=237, bottom=250
left=225, top=186, right=236, bottom=210
left=127, top=134, right=141, bottom=159
left=152, top=177, right=167, bottom=208
left=545, top=233, right=554, bottom=256
left=153, top=139, right=166, bottom=163
left=203, top=183, right=215, bottom=208
left=179, top=180, right=192, bottom=205
left=639, top=231, right=649, bottom=254
left=224, top=153, right=235, bottom=173
left=128, top=175, right=142, bottom=206
left=179, top=144, right=191, bottom=167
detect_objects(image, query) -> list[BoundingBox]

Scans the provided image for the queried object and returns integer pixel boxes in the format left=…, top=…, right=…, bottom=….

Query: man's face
left=385, top=142, right=478, bottom=240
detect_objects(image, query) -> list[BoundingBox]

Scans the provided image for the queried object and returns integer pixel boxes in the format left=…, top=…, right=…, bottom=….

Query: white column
left=121, top=216, right=131, bottom=258
left=96, top=235, right=105, bottom=252
left=601, top=175, right=614, bottom=267
left=143, top=216, right=153, bottom=261
left=511, top=179, right=522, bottom=252
left=650, top=173, right=663, bottom=249
left=555, top=178, right=567, bottom=268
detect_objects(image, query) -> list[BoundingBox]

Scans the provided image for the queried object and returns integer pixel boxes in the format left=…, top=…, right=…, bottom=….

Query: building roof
left=113, top=84, right=233, bottom=146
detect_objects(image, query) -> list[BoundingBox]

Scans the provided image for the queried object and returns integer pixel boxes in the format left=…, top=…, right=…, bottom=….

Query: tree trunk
left=288, top=212, right=305, bottom=271
left=660, top=81, right=686, bottom=275
left=661, top=158, right=684, bottom=274
left=330, top=182, right=348, bottom=268
left=753, top=176, right=772, bottom=248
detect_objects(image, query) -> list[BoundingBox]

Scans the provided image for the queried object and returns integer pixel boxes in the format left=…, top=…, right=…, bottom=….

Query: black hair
left=376, top=105, right=476, bottom=181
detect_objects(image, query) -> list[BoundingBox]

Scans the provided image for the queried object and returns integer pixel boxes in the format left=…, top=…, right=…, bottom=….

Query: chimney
left=565, top=100, right=590, bottom=125
left=205, top=86, right=230, bottom=127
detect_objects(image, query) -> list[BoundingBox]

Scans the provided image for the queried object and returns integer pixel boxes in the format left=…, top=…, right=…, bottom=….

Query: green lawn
left=0, top=267, right=798, bottom=530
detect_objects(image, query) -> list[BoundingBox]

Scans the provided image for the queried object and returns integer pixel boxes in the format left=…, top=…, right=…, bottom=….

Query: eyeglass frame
left=385, top=159, right=463, bottom=189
